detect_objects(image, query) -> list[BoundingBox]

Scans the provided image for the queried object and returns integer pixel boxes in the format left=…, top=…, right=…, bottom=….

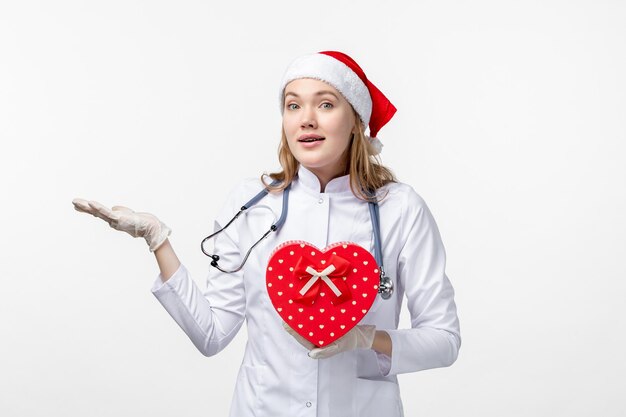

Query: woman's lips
left=298, top=134, right=325, bottom=142
left=298, top=137, right=325, bottom=148
left=298, top=137, right=325, bottom=142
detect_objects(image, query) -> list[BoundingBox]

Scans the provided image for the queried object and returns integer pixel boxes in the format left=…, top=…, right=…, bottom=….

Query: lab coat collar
left=297, top=165, right=352, bottom=195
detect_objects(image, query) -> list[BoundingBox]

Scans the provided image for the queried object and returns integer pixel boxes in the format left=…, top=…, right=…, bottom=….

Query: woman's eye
left=321, top=102, right=334, bottom=109
left=286, top=103, right=299, bottom=110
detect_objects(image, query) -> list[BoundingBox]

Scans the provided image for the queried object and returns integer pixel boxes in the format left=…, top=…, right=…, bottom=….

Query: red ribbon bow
left=292, top=254, right=352, bottom=305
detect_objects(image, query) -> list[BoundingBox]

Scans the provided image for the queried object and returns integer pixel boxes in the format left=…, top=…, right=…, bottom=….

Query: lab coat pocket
left=356, top=349, right=388, bottom=380
left=355, top=365, right=403, bottom=416
left=233, top=364, right=266, bottom=415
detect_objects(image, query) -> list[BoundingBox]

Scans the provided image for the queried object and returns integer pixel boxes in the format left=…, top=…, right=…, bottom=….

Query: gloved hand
left=282, top=321, right=315, bottom=350
left=72, top=198, right=172, bottom=252
left=283, top=321, right=376, bottom=359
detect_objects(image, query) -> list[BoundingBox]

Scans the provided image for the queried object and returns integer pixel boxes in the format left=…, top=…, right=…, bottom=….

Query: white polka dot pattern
left=266, top=241, right=379, bottom=347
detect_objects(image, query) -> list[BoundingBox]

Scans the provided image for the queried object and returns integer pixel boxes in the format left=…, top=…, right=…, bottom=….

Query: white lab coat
left=151, top=166, right=461, bottom=417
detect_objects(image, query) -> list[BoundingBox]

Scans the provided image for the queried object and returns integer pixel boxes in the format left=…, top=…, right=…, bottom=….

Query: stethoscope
left=200, top=181, right=394, bottom=300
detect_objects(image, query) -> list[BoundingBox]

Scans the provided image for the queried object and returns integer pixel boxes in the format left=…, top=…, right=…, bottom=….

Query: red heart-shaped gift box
left=266, top=241, right=379, bottom=347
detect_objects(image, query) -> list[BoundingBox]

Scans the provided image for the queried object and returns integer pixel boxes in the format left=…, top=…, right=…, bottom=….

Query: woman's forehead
left=284, top=78, right=343, bottom=99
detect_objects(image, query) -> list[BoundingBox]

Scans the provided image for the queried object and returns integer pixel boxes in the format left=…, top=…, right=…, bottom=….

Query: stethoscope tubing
left=201, top=181, right=393, bottom=299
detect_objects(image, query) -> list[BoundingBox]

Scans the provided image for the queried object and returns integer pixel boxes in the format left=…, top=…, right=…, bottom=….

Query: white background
left=1, top=1, right=625, bottom=416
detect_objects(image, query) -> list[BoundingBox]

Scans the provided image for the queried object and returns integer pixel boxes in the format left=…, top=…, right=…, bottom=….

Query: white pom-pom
left=366, top=136, right=383, bottom=155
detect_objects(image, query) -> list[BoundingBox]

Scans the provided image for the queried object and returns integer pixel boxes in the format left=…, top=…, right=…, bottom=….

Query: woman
left=73, top=50, right=461, bottom=417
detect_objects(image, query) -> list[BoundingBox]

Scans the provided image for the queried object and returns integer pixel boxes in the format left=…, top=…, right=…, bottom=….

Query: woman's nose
left=300, top=107, right=317, bottom=128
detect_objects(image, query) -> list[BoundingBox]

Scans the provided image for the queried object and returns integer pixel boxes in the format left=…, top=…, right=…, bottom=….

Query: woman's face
left=282, top=78, right=357, bottom=180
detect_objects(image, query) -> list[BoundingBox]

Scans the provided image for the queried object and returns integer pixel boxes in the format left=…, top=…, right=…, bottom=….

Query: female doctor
left=72, top=50, right=461, bottom=417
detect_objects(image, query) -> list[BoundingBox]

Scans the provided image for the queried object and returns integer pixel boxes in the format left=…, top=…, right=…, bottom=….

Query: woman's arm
left=150, top=224, right=246, bottom=357
left=150, top=184, right=250, bottom=357
left=383, top=188, right=461, bottom=376
left=154, top=238, right=181, bottom=282
left=71, top=196, right=246, bottom=356
left=372, top=330, right=392, bottom=357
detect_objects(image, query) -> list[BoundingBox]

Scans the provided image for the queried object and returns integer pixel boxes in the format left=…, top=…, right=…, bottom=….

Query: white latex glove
left=72, top=198, right=172, bottom=252
left=282, top=321, right=315, bottom=350
left=283, top=322, right=376, bottom=359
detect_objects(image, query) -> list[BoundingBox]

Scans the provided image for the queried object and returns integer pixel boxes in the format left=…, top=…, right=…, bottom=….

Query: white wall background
left=1, top=1, right=624, bottom=416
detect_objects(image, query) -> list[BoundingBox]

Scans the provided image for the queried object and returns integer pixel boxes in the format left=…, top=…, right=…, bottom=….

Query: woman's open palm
left=72, top=198, right=171, bottom=252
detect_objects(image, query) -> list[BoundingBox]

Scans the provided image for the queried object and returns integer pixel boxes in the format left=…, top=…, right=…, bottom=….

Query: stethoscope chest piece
left=378, top=270, right=394, bottom=300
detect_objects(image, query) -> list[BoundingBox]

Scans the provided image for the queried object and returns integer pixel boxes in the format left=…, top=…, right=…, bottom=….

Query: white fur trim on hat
left=366, top=136, right=383, bottom=155
left=278, top=53, right=373, bottom=128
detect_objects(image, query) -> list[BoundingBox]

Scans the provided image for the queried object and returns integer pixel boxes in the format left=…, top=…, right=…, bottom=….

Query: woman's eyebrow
left=285, top=90, right=339, bottom=99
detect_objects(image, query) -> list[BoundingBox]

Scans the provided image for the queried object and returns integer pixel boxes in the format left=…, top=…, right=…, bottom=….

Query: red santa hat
left=279, top=50, right=396, bottom=155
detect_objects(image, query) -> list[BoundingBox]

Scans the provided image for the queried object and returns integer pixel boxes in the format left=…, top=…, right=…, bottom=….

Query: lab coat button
left=306, top=401, right=312, bottom=407
left=318, top=198, right=323, bottom=204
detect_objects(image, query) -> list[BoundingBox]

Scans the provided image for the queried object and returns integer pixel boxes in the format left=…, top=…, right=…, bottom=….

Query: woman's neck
left=305, top=165, right=348, bottom=192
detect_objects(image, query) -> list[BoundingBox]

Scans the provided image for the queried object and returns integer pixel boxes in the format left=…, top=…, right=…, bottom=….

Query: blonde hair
left=261, top=108, right=396, bottom=202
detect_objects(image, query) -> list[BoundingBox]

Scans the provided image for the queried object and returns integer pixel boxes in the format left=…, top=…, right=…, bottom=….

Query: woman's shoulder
left=212, top=176, right=269, bottom=222
left=213, top=176, right=264, bottom=210
left=379, top=180, right=428, bottom=209
left=233, top=176, right=268, bottom=194
left=378, top=181, right=441, bottom=232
